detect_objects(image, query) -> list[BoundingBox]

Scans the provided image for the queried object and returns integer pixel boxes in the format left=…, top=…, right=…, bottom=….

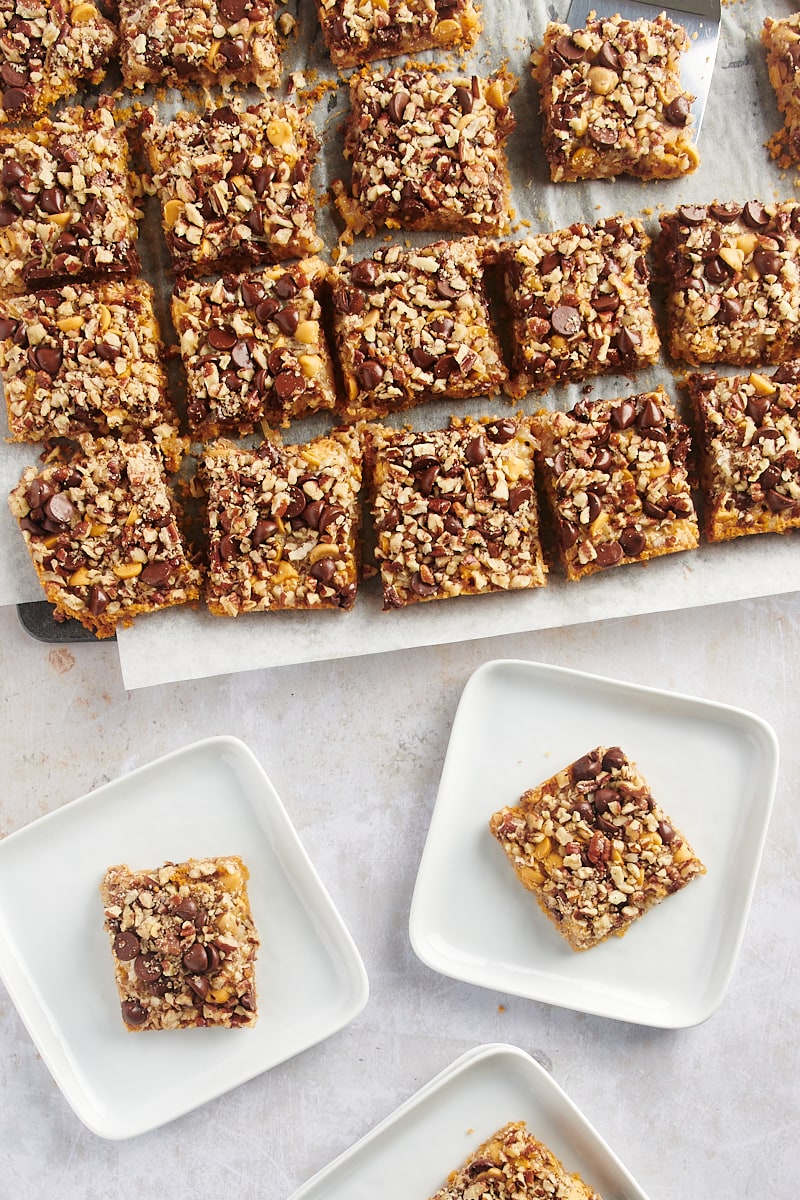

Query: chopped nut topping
left=315, top=0, right=480, bottom=70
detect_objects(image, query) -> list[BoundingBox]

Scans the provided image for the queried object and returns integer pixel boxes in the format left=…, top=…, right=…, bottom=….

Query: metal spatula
left=565, top=0, right=722, bottom=135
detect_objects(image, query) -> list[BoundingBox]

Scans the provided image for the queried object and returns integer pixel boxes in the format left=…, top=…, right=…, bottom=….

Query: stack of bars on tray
left=3, top=3, right=800, bottom=640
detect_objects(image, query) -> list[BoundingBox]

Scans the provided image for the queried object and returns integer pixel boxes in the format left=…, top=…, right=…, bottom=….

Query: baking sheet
left=2, top=0, right=798, bottom=686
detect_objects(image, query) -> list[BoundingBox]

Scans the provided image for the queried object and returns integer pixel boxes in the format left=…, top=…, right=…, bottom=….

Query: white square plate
left=409, top=660, right=778, bottom=1028
left=288, top=1041, right=650, bottom=1200
left=0, top=735, right=369, bottom=1138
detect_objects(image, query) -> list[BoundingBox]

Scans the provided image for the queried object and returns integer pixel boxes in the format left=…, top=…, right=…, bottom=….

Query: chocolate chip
left=554, top=34, right=585, bottom=61
left=465, top=435, right=487, bottom=465
left=594, top=448, right=613, bottom=471
left=559, top=518, right=579, bottom=549
left=742, top=201, right=769, bottom=229
left=357, top=359, right=383, bottom=389
left=416, top=465, right=439, bottom=495
left=677, top=204, right=707, bottom=226
left=620, top=526, right=646, bottom=556
left=333, top=285, right=365, bottom=315
left=410, top=570, right=437, bottom=597
left=753, top=249, right=782, bottom=278
left=219, top=0, right=250, bottom=23
left=486, top=419, right=516, bottom=443
left=29, top=345, right=62, bottom=375
left=429, top=316, right=454, bottom=339
left=642, top=498, right=667, bottom=520
left=140, top=560, right=171, bottom=585
left=252, top=166, right=276, bottom=196
left=351, top=259, right=378, bottom=287
left=657, top=820, right=675, bottom=843
left=746, top=395, right=770, bottom=425
left=274, top=306, right=299, bottom=336
left=275, top=273, right=299, bottom=300
left=636, top=398, right=664, bottom=429
left=273, top=370, right=304, bottom=399
left=121, top=1001, right=147, bottom=1026
left=610, top=400, right=636, bottom=429
left=433, top=353, right=459, bottom=377
left=217, top=36, right=249, bottom=68
left=709, top=202, right=742, bottom=224
left=766, top=489, right=793, bottom=512
left=508, top=485, right=532, bottom=513
left=88, top=585, right=109, bottom=615
left=551, top=305, right=581, bottom=336
left=310, top=557, right=335, bottom=584
left=572, top=751, right=602, bottom=781
left=241, top=279, right=266, bottom=307
left=182, top=943, right=209, bottom=973
left=615, top=327, right=640, bottom=356
left=540, top=251, right=562, bottom=275
left=0, top=316, right=18, bottom=341
left=284, top=485, right=306, bottom=519
left=113, top=931, right=140, bottom=960
left=411, top=346, right=436, bottom=370
left=592, top=292, right=620, bottom=313
left=2, top=88, right=29, bottom=115
left=134, top=953, right=161, bottom=983
left=589, top=124, right=619, bottom=148
left=387, top=91, right=410, bottom=122
left=596, top=41, right=621, bottom=71
left=435, top=276, right=463, bottom=300
left=718, top=297, right=742, bottom=324
left=601, top=746, right=626, bottom=771
left=595, top=542, right=624, bottom=566
left=664, top=96, right=690, bottom=126
left=760, top=465, right=782, bottom=490
left=187, top=974, right=209, bottom=1000
left=45, top=492, right=75, bottom=525
left=208, top=326, right=237, bottom=351
left=172, top=896, right=198, bottom=920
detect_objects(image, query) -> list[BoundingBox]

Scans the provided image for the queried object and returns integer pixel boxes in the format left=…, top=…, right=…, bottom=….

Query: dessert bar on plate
left=0, top=736, right=369, bottom=1137
left=119, top=0, right=281, bottom=91
left=0, top=279, right=183, bottom=470
left=314, top=0, right=480, bottom=69
left=330, top=238, right=506, bottom=421
left=409, top=660, right=778, bottom=1026
left=8, top=435, right=200, bottom=637
left=334, top=66, right=516, bottom=236
left=0, top=106, right=141, bottom=298
left=430, top=1119, right=601, bottom=1200
left=201, top=428, right=362, bottom=614
left=143, top=97, right=323, bottom=277
left=0, top=0, right=117, bottom=125
left=532, top=13, right=699, bottom=182
left=658, top=198, right=800, bottom=364
left=172, top=258, right=337, bottom=438
left=489, top=745, right=706, bottom=951
left=686, top=363, right=800, bottom=541
left=493, top=214, right=660, bottom=395
left=101, top=856, right=259, bottom=1031
left=363, top=416, right=546, bottom=609
left=533, top=389, right=698, bottom=580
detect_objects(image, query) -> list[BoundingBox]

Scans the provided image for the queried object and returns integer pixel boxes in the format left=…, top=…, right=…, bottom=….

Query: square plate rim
left=288, top=1040, right=651, bottom=1200
left=0, top=734, right=369, bottom=1138
left=408, top=657, right=779, bottom=1028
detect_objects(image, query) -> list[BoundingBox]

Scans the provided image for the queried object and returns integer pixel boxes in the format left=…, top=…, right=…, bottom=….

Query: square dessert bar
left=659, top=199, right=800, bottom=365
left=496, top=215, right=660, bottom=394
left=430, top=1121, right=601, bottom=1200
left=101, top=857, right=259, bottom=1031
left=0, top=106, right=141, bottom=299
left=532, top=13, right=699, bottom=182
left=119, top=0, right=281, bottom=92
left=0, top=280, right=183, bottom=470
left=762, top=15, right=800, bottom=164
left=330, top=239, right=507, bottom=422
left=172, top=258, right=337, bottom=439
left=533, top=389, right=699, bottom=580
left=315, top=0, right=480, bottom=70
left=363, top=416, right=547, bottom=609
left=686, top=363, right=800, bottom=542
left=335, top=66, right=516, bottom=237
left=143, top=98, right=323, bottom=278
left=9, top=436, right=200, bottom=638
left=489, top=745, right=706, bottom=951
left=0, top=0, right=117, bottom=126
left=202, top=427, right=362, bottom=614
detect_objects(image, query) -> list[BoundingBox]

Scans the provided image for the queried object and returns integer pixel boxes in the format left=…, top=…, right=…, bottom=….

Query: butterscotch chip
left=363, top=416, right=547, bottom=610
left=334, top=66, right=516, bottom=237
left=430, top=1121, right=601, bottom=1200
left=496, top=215, right=660, bottom=394
left=490, top=746, right=706, bottom=952
left=101, top=857, right=259, bottom=1031
left=659, top=199, right=800, bottom=365
left=762, top=15, right=800, bottom=163
left=172, top=259, right=337, bottom=439
left=0, top=106, right=141, bottom=299
left=8, top=436, right=201, bottom=638
left=533, top=13, right=699, bottom=182
left=686, top=363, right=800, bottom=542
left=201, top=428, right=362, bottom=615
left=143, top=98, right=323, bottom=278
left=0, top=0, right=117, bottom=126
left=533, top=390, right=699, bottom=581
left=330, top=238, right=507, bottom=422
left=315, top=0, right=480, bottom=70
left=119, top=0, right=281, bottom=91
left=0, top=280, right=183, bottom=471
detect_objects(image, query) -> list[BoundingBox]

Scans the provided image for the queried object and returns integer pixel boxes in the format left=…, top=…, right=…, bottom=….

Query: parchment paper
left=1, top=0, right=796, bottom=686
